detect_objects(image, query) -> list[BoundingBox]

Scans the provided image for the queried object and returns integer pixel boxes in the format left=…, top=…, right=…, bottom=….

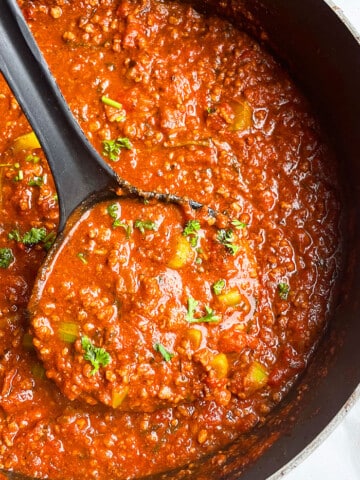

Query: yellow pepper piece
left=12, top=131, right=41, bottom=153
left=111, top=386, right=129, bottom=408
left=186, top=328, right=202, bottom=350
left=210, top=353, right=229, bottom=379
left=245, top=361, right=268, bottom=390
left=168, top=236, right=194, bottom=269
left=217, top=288, right=243, bottom=307
left=231, top=99, right=253, bottom=131
left=59, top=322, right=79, bottom=343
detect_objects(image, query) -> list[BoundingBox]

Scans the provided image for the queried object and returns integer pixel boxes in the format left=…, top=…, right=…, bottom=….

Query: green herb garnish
left=25, top=154, right=40, bottom=164
left=77, top=252, right=88, bottom=265
left=183, top=219, right=200, bottom=247
left=217, top=229, right=239, bottom=255
left=0, top=247, right=14, bottom=268
left=153, top=343, right=174, bottom=362
left=101, top=95, right=123, bottom=110
left=14, top=170, right=24, bottom=182
left=231, top=219, right=247, bottom=229
left=8, top=227, right=54, bottom=249
left=28, top=175, right=47, bottom=187
left=8, top=229, right=21, bottom=242
left=185, top=297, right=220, bottom=324
left=81, top=336, right=111, bottom=375
left=213, top=279, right=226, bottom=295
left=278, top=282, right=290, bottom=300
left=102, top=137, right=132, bottom=162
left=22, top=227, right=47, bottom=245
left=107, top=203, right=119, bottom=220
left=43, top=231, right=57, bottom=251
left=134, top=219, right=157, bottom=234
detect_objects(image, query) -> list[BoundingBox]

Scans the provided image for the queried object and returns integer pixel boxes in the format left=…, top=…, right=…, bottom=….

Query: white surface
left=281, top=1, right=360, bottom=480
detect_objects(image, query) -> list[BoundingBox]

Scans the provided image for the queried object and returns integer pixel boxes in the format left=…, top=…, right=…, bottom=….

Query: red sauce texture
left=0, top=0, right=341, bottom=478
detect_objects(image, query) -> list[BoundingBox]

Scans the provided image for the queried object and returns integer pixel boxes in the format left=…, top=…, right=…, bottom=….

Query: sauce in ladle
left=1, top=0, right=230, bottom=413
left=30, top=198, right=259, bottom=411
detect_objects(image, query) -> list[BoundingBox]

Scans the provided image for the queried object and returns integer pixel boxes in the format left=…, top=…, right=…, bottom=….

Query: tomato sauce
left=0, top=0, right=341, bottom=478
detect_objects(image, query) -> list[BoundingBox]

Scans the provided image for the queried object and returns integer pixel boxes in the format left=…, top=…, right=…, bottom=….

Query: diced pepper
left=217, top=288, right=243, bottom=307
left=111, top=386, right=129, bottom=408
left=210, top=353, right=229, bottom=379
left=168, top=236, right=194, bottom=269
left=59, top=322, right=79, bottom=343
left=245, top=361, right=269, bottom=390
left=12, top=131, right=41, bottom=153
left=22, top=332, right=34, bottom=350
left=31, top=362, right=46, bottom=379
left=231, top=99, right=253, bottom=131
left=186, top=328, right=202, bottom=350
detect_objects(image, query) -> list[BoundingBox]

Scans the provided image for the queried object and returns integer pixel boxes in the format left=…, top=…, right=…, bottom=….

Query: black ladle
left=0, top=0, right=204, bottom=233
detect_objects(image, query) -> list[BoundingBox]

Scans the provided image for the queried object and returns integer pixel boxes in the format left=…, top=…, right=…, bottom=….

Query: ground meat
left=0, top=0, right=341, bottom=478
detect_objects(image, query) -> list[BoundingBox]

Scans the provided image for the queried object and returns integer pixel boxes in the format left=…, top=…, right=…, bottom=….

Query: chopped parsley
left=8, top=227, right=56, bottom=250
left=25, top=154, right=40, bottom=163
left=22, top=227, right=47, bottom=245
left=102, top=137, right=132, bottom=162
left=28, top=175, right=47, bottom=187
left=231, top=219, right=247, bottom=229
left=43, top=231, right=57, bottom=251
left=107, top=203, right=119, bottom=220
left=77, top=252, right=88, bottom=264
left=217, top=228, right=239, bottom=255
left=106, top=203, right=132, bottom=236
left=8, top=229, right=21, bottom=242
left=278, top=282, right=290, bottom=300
left=134, top=219, right=157, bottom=234
left=101, top=95, right=123, bottom=110
left=14, top=170, right=24, bottom=182
left=213, top=279, right=226, bottom=295
left=185, top=297, right=220, bottom=324
left=0, top=247, right=14, bottom=269
left=81, top=336, right=111, bottom=375
left=183, top=219, right=201, bottom=247
left=153, top=343, right=174, bottom=362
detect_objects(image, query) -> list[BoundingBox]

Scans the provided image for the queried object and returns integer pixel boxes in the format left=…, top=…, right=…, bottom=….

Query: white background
left=278, top=2, right=360, bottom=479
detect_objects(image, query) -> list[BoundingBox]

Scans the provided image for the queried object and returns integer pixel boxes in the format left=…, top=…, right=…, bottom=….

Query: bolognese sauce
left=0, top=0, right=341, bottom=478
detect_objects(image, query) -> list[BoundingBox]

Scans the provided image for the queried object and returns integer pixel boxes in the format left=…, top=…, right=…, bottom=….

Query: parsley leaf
left=28, top=175, right=47, bottom=187
left=213, top=279, right=226, bottom=295
left=113, top=219, right=132, bottom=237
left=183, top=220, right=201, bottom=236
left=0, top=248, right=14, bottom=269
left=8, top=229, right=21, bottom=242
left=81, top=336, right=111, bottom=375
left=278, top=282, right=290, bottom=300
left=107, top=203, right=119, bottom=220
left=102, top=137, right=132, bottom=162
left=8, top=227, right=56, bottom=249
left=43, top=231, right=57, bottom=251
left=153, top=343, right=174, bottom=362
left=134, top=219, right=157, bottom=234
left=231, top=219, right=247, bottom=229
left=217, top=229, right=239, bottom=255
left=22, top=227, right=47, bottom=245
left=106, top=203, right=132, bottom=236
left=185, top=297, right=220, bottom=323
left=183, top=219, right=201, bottom=247
left=77, top=252, right=88, bottom=265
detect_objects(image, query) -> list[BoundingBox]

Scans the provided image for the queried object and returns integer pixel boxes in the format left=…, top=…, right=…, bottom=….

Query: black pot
left=2, top=1, right=360, bottom=479
left=160, top=0, right=360, bottom=478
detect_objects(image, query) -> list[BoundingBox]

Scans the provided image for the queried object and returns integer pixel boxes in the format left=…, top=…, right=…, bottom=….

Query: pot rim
left=269, top=384, right=360, bottom=479
left=269, top=4, right=360, bottom=477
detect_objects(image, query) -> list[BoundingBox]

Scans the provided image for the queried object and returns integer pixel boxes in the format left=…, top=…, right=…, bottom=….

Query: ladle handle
left=0, top=0, right=119, bottom=231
